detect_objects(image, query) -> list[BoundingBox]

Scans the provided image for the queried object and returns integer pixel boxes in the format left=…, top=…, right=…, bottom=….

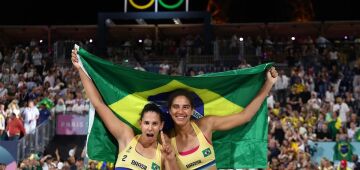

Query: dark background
left=0, top=0, right=359, bottom=25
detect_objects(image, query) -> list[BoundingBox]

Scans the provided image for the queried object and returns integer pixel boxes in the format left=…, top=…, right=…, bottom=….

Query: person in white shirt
left=307, top=91, right=322, bottom=111
left=325, top=86, right=335, bottom=104
left=347, top=122, right=358, bottom=141
left=22, top=100, right=40, bottom=134
left=53, top=98, right=66, bottom=115
left=159, top=60, right=171, bottom=75
left=333, top=97, right=350, bottom=124
left=274, top=70, right=289, bottom=105
left=0, top=112, right=5, bottom=139
left=0, top=82, right=8, bottom=102
left=72, top=100, right=86, bottom=114
left=44, top=71, right=56, bottom=87
left=267, top=92, right=275, bottom=109
left=0, top=104, right=6, bottom=117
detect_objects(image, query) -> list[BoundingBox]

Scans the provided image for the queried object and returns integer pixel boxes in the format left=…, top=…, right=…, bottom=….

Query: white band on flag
left=74, top=44, right=92, bottom=79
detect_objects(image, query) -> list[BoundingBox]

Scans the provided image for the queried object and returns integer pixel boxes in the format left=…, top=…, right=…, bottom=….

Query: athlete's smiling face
left=140, top=111, right=164, bottom=142
left=170, top=95, right=194, bottom=126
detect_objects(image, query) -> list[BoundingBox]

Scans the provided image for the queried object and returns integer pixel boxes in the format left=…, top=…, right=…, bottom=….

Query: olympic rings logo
left=128, top=0, right=155, bottom=10
left=128, top=0, right=184, bottom=10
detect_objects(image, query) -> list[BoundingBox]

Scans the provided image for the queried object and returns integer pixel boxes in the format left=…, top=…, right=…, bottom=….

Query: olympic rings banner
left=128, top=0, right=185, bottom=10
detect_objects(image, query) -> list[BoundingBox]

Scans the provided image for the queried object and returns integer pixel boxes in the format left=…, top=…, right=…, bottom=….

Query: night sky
left=0, top=0, right=359, bottom=25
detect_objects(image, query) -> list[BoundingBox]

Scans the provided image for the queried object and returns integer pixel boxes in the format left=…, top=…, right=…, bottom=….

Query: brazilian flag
left=77, top=46, right=270, bottom=168
left=334, top=141, right=353, bottom=161
left=36, top=97, right=55, bottom=109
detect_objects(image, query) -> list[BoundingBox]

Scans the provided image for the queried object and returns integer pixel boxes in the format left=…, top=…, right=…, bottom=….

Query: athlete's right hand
left=160, top=131, right=176, bottom=161
left=71, top=48, right=81, bottom=70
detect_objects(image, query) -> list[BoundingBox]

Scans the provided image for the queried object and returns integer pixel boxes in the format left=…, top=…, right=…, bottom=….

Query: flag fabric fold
left=77, top=46, right=271, bottom=168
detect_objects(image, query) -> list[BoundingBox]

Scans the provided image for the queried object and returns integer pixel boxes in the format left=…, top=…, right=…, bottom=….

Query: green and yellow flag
left=77, top=46, right=270, bottom=169
left=36, top=97, right=54, bottom=109
left=334, top=141, right=353, bottom=161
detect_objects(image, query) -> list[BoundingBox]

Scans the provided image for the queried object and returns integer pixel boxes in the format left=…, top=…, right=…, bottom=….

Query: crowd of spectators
left=0, top=33, right=360, bottom=169
left=264, top=35, right=360, bottom=169
left=0, top=40, right=93, bottom=169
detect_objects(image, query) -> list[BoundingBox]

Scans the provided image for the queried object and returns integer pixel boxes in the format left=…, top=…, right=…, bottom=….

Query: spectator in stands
left=316, top=34, right=329, bottom=55
left=0, top=82, right=8, bottom=103
left=6, top=112, right=26, bottom=140
left=6, top=99, right=20, bottom=118
left=0, top=104, right=6, bottom=117
left=352, top=154, right=360, bottom=170
left=347, top=113, right=359, bottom=128
left=328, top=111, right=341, bottom=141
left=87, top=160, right=97, bottom=170
left=9, top=68, right=19, bottom=84
left=316, top=123, right=331, bottom=142
left=53, top=98, right=66, bottom=115
left=72, top=99, right=86, bottom=115
left=307, top=91, right=322, bottom=111
left=319, top=157, right=333, bottom=170
left=333, top=97, right=350, bottom=124
left=159, top=60, right=170, bottom=75
left=338, top=159, right=352, bottom=170
left=274, top=70, right=289, bottom=106
left=267, top=92, right=275, bottom=109
left=345, top=92, right=356, bottom=111
left=38, top=103, right=51, bottom=125
left=347, top=122, right=357, bottom=141
left=48, top=78, right=64, bottom=97
left=237, top=59, right=251, bottom=69
left=286, top=86, right=302, bottom=112
left=31, top=47, right=43, bottom=74
left=22, top=100, right=39, bottom=134
left=44, top=69, right=56, bottom=88
left=0, top=108, right=5, bottom=140
left=65, top=91, right=75, bottom=113
left=268, top=138, right=281, bottom=162
left=325, top=85, right=335, bottom=104
left=75, top=158, right=85, bottom=170
left=40, top=154, right=52, bottom=170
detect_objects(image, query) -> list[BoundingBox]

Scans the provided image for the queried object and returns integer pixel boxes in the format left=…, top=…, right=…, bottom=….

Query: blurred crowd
left=0, top=43, right=90, bottom=139
left=0, top=33, right=360, bottom=169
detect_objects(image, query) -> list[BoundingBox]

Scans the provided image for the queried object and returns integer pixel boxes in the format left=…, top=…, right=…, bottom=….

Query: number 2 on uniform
left=122, top=155, right=127, bottom=161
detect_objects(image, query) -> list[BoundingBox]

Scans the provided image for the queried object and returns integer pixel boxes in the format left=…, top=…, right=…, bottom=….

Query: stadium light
left=106, top=19, right=115, bottom=26
left=136, top=18, right=147, bottom=25
left=173, top=18, right=182, bottom=25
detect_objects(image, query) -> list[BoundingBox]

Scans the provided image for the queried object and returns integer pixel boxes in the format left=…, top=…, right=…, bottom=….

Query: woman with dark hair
left=166, top=67, right=278, bottom=169
left=72, top=50, right=178, bottom=170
